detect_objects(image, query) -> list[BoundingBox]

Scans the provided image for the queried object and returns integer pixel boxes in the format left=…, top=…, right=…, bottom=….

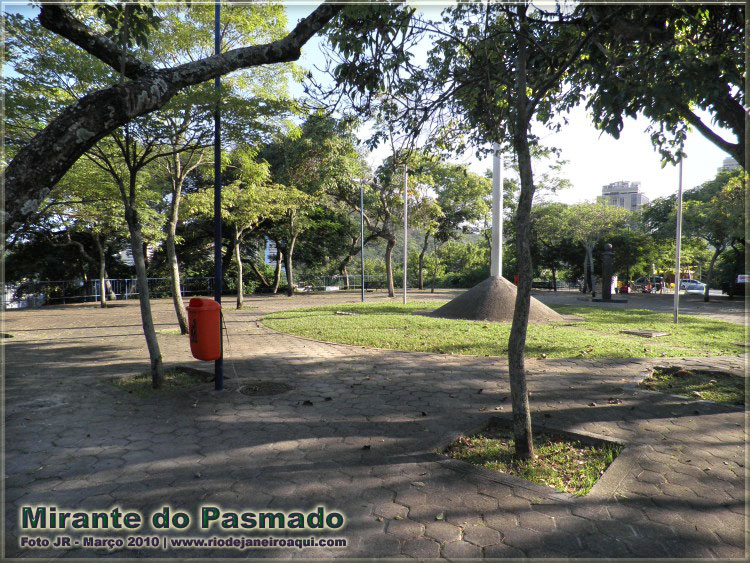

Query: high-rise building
left=598, top=180, right=649, bottom=211
left=718, top=156, right=740, bottom=173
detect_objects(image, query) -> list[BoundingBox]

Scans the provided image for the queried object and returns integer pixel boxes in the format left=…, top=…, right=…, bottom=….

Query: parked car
left=682, top=281, right=707, bottom=295
left=679, top=279, right=699, bottom=290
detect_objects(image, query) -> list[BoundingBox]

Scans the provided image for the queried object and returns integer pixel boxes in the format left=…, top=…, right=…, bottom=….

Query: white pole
left=491, top=142, right=503, bottom=278
left=673, top=154, right=684, bottom=324
left=360, top=181, right=365, bottom=303
left=403, top=164, right=408, bottom=304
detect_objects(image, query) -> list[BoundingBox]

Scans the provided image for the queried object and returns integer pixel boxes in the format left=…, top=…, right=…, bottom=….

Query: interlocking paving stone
left=3, top=292, right=746, bottom=558
left=441, top=540, right=483, bottom=559
left=424, top=521, right=462, bottom=543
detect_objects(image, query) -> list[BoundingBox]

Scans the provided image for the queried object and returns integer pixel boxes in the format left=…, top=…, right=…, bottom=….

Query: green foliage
left=564, top=203, right=632, bottom=250
left=93, top=1, right=161, bottom=49
left=572, top=4, right=744, bottom=164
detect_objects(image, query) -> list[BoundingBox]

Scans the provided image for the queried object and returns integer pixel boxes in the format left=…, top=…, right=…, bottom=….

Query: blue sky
left=6, top=1, right=735, bottom=205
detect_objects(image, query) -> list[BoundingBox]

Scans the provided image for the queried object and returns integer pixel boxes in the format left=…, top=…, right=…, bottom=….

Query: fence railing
left=3, top=275, right=587, bottom=309
left=2, top=277, right=214, bottom=309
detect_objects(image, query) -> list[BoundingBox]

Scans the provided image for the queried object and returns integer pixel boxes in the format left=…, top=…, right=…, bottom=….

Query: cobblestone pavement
left=533, top=290, right=746, bottom=325
left=3, top=291, right=747, bottom=558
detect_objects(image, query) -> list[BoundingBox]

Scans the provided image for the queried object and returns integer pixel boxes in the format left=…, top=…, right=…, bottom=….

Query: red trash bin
left=186, top=298, right=222, bottom=361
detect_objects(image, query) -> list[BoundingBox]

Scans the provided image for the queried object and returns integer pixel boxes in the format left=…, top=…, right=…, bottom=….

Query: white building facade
left=598, top=180, right=650, bottom=211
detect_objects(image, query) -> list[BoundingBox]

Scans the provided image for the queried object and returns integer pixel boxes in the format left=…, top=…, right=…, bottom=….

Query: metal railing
left=2, top=277, right=214, bottom=309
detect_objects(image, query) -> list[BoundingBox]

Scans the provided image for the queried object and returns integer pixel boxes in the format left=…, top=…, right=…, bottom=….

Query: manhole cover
left=621, top=329, right=671, bottom=338
left=239, top=381, right=293, bottom=396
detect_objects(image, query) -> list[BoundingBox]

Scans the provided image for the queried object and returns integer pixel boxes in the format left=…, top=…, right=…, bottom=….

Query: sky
left=5, top=1, right=736, bottom=206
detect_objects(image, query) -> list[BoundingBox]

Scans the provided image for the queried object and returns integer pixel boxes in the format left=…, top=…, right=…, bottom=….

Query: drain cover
left=239, top=381, right=293, bottom=396
left=621, top=329, right=671, bottom=338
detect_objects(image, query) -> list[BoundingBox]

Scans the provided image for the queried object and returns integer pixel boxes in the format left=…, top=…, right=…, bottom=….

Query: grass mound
left=640, top=365, right=745, bottom=405
left=445, top=424, right=623, bottom=496
left=262, top=302, right=745, bottom=359
left=114, top=367, right=209, bottom=396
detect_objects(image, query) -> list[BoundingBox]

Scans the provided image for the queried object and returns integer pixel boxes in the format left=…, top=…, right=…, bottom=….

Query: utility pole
left=213, top=1, right=223, bottom=390
left=491, top=142, right=504, bottom=278
left=403, top=165, right=408, bottom=304
left=673, top=150, right=684, bottom=324
left=360, top=181, right=365, bottom=302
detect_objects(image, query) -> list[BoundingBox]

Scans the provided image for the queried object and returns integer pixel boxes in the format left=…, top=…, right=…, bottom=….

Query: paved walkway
left=3, top=291, right=747, bottom=558
left=532, top=290, right=746, bottom=325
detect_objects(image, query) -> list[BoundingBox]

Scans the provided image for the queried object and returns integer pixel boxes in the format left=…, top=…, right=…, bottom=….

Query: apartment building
left=598, top=180, right=650, bottom=211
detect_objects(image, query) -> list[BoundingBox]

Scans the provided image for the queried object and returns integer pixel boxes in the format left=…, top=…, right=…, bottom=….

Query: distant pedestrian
left=659, top=280, right=665, bottom=294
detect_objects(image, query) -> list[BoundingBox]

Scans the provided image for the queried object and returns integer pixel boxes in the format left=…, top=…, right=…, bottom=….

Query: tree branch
left=675, top=101, right=742, bottom=162
left=5, top=1, right=343, bottom=236
left=38, top=4, right=152, bottom=79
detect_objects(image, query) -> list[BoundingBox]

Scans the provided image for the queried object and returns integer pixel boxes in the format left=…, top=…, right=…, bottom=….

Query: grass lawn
left=262, top=301, right=745, bottom=359
left=640, top=366, right=745, bottom=405
left=445, top=424, right=623, bottom=496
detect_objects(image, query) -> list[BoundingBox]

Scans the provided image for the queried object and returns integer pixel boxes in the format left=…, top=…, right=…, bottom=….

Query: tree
left=530, top=203, right=570, bottom=291
left=44, top=159, right=131, bottom=307
left=263, top=114, right=369, bottom=295
left=320, top=1, right=618, bottom=458
left=183, top=147, right=292, bottom=308
left=643, top=168, right=745, bottom=301
left=572, top=4, right=744, bottom=165
left=4, top=2, right=344, bottom=234
left=564, top=203, right=631, bottom=294
left=148, top=2, right=295, bottom=330
left=412, top=158, right=491, bottom=289
left=682, top=171, right=745, bottom=301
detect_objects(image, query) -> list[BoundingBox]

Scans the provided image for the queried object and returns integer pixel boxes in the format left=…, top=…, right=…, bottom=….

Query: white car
left=679, top=279, right=699, bottom=290
left=683, top=281, right=706, bottom=295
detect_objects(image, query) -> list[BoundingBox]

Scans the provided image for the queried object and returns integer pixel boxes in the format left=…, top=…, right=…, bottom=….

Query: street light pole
left=360, top=181, right=365, bottom=302
left=403, top=164, right=408, bottom=304
left=673, top=152, right=684, bottom=324
left=491, top=142, right=503, bottom=278
left=213, top=0, right=223, bottom=390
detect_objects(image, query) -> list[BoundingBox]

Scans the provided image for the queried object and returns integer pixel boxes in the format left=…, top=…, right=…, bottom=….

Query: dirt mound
left=429, top=276, right=563, bottom=323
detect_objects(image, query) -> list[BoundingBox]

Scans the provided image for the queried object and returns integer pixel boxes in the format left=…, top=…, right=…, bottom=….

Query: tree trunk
left=104, top=273, right=117, bottom=301
left=235, top=228, right=244, bottom=309
left=704, top=245, right=723, bottom=302
left=165, top=168, right=189, bottom=334
left=249, top=259, right=271, bottom=288
left=341, top=266, right=349, bottom=289
left=125, top=207, right=164, bottom=388
left=272, top=249, right=283, bottom=294
left=284, top=235, right=297, bottom=297
left=586, top=244, right=595, bottom=296
left=506, top=3, right=534, bottom=460
left=418, top=232, right=430, bottom=290
left=93, top=233, right=107, bottom=308
left=385, top=237, right=396, bottom=297
left=335, top=235, right=360, bottom=291
left=582, top=251, right=589, bottom=292
left=165, top=230, right=188, bottom=333
left=552, top=265, right=557, bottom=292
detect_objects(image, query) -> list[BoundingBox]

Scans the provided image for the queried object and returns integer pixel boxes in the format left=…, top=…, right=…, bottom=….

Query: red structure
left=186, top=298, right=222, bottom=361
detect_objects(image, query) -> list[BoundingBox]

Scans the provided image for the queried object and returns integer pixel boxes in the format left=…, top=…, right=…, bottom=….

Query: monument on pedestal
left=592, top=243, right=627, bottom=303
left=430, top=143, right=563, bottom=323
